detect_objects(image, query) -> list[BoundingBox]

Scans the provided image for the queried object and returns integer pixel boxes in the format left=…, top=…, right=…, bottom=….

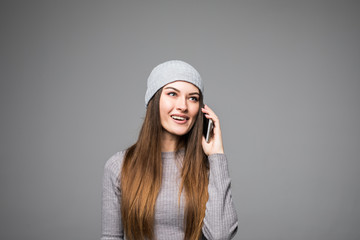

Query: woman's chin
left=162, top=128, right=190, bottom=138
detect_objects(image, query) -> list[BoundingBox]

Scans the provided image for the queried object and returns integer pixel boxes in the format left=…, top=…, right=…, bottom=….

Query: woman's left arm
left=201, top=105, right=238, bottom=240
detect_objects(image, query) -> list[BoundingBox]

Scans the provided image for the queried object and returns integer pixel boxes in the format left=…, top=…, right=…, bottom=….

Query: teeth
left=172, top=115, right=186, bottom=121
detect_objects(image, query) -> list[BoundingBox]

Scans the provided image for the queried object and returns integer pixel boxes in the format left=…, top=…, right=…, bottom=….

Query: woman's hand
left=201, top=105, right=224, bottom=156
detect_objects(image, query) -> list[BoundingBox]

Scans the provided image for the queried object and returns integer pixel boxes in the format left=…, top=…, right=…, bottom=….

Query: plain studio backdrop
left=1, top=1, right=359, bottom=240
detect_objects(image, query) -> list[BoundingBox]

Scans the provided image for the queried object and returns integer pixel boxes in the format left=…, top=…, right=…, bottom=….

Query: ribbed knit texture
left=145, top=60, right=204, bottom=106
left=101, top=150, right=238, bottom=240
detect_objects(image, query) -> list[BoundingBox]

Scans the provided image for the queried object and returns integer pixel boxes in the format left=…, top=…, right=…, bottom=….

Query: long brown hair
left=120, top=88, right=209, bottom=240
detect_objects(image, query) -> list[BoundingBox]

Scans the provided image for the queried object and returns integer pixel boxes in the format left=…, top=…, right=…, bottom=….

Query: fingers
left=201, top=105, right=225, bottom=155
left=201, top=105, right=219, bottom=122
left=201, top=105, right=220, bottom=132
left=201, top=105, right=222, bottom=141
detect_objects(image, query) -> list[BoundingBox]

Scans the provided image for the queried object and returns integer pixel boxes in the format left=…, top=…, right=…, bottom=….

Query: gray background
left=1, top=1, right=359, bottom=240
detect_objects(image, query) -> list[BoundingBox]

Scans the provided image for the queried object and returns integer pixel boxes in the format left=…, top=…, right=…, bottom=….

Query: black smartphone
left=203, top=115, right=213, bottom=143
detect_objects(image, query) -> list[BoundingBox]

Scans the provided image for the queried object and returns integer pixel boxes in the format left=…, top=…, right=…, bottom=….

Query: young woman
left=102, top=60, right=238, bottom=240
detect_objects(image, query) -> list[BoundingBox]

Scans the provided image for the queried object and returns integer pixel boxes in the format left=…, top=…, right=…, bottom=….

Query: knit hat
left=145, top=60, right=203, bottom=106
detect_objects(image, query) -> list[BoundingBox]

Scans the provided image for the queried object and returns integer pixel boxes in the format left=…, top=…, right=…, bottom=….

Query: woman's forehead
left=163, top=80, right=200, bottom=93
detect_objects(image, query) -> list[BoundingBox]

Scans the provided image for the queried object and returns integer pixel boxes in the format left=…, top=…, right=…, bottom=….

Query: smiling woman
left=102, top=60, right=238, bottom=240
left=160, top=81, right=200, bottom=145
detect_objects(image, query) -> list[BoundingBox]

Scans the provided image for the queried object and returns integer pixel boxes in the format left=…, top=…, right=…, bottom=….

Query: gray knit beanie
left=145, top=60, right=203, bottom=106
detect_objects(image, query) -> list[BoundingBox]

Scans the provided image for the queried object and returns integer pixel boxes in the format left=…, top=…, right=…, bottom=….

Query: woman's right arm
left=101, top=152, right=124, bottom=240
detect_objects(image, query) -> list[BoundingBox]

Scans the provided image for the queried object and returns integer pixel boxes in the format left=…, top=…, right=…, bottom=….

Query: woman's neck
left=160, top=130, right=180, bottom=152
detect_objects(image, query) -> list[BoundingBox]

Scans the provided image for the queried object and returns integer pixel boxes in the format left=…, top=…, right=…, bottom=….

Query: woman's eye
left=168, top=92, right=176, bottom=97
left=189, top=96, right=198, bottom=102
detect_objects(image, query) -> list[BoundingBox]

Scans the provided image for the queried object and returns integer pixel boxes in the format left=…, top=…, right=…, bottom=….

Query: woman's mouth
left=171, top=114, right=189, bottom=123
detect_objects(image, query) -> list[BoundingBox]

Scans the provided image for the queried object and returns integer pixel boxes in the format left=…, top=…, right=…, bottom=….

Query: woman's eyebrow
left=164, top=86, right=180, bottom=92
left=164, top=86, right=199, bottom=95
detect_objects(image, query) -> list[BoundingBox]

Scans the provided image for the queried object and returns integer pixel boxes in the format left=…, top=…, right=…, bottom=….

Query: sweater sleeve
left=202, top=154, right=238, bottom=240
left=101, top=152, right=124, bottom=240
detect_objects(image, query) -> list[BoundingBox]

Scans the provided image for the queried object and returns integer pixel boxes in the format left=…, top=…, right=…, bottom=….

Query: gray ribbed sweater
left=101, top=150, right=238, bottom=240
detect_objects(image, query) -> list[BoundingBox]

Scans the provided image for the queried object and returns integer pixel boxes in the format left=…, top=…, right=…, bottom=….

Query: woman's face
left=159, top=80, right=200, bottom=138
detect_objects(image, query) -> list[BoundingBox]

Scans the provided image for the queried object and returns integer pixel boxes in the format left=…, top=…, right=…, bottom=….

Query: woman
left=102, top=60, right=238, bottom=240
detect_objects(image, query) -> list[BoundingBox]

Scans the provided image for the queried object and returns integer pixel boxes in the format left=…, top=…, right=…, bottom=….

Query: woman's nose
left=176, top=97, right=187, bottom=111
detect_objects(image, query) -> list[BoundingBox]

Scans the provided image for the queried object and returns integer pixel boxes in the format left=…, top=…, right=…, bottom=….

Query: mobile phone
left=203, top=116, right=213, bottom=143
